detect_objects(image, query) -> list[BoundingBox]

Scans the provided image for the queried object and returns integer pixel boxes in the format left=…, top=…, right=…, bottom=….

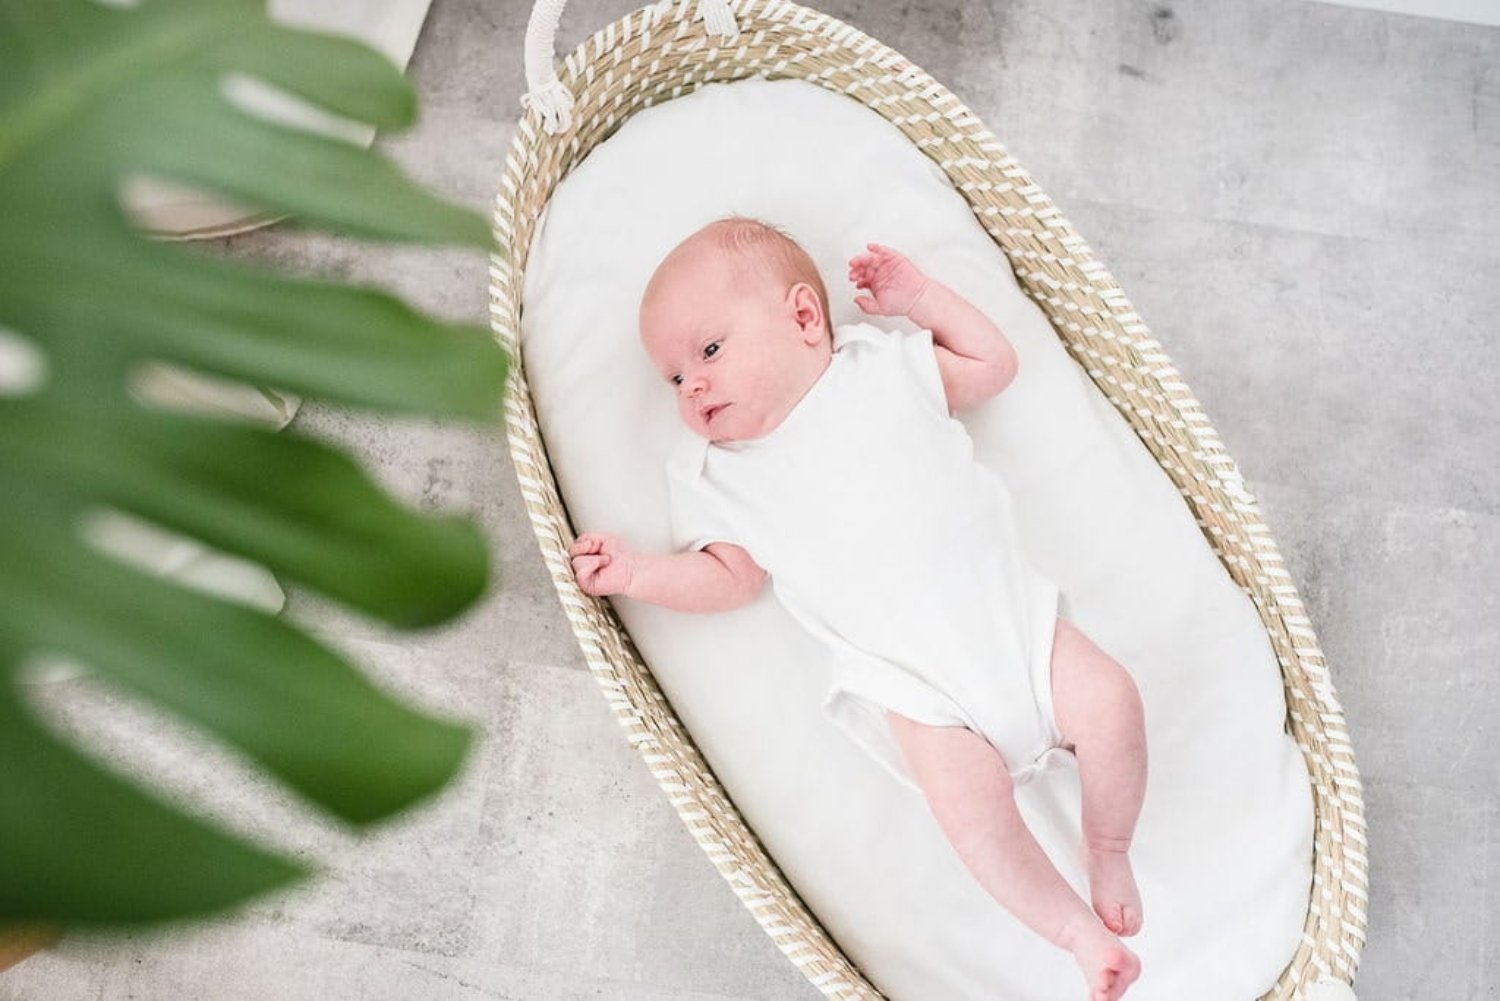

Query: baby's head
left=640, top=215, right=832, bottom=443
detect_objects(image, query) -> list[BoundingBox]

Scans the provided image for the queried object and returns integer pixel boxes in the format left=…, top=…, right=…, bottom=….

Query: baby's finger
left=577, top=534, right=608, bottom=555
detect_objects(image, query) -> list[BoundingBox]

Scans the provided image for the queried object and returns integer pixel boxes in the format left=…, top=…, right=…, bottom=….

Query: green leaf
left=6, top=238, right=506, bottom=419
left=0, top=0, right=509, bottom=924
left=0, top=689, right=310, bottom=924
left=0, top=405, right=492, bottom=625
left=0, top=514, right=474, bottom=824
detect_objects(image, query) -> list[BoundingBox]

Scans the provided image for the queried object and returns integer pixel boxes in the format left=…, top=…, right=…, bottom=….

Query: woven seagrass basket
left=487, top=1, right=1368, bottom=997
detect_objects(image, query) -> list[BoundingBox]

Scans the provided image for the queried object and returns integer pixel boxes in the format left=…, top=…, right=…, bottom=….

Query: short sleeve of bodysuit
left=891, top=326, right=951, bottom=417
left=665, top=439, right=739, bottom=553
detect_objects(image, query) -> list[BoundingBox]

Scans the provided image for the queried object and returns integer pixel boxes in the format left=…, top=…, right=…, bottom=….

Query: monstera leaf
left=0, top=0, right=508, bottom=924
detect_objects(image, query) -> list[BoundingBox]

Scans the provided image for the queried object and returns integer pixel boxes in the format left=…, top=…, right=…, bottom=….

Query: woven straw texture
left=487, top=1, right=1368, bottom=997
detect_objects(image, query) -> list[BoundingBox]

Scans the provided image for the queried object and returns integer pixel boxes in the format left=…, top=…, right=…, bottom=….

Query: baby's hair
left=700, top=214, right=832, bottom=338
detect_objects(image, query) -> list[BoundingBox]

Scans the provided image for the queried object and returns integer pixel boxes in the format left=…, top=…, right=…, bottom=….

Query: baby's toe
left=1101, top=901, right=1141, bottom=937
left=1095, top=902, right=1125, bottom=935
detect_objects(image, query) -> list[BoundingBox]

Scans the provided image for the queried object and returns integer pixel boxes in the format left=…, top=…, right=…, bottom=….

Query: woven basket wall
left=487, top=1, right=1368, bottom=997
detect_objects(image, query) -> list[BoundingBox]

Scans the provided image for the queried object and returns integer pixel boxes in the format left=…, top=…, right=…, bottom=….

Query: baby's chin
left=691, top=413, right=755, bottom=443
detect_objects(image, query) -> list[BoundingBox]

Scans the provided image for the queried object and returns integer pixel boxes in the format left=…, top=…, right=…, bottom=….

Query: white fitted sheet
left=519, top=76, right=1313, bottom=1000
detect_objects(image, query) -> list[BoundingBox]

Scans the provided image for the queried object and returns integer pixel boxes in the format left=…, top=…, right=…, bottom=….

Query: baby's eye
left=670, top=374, right=682, bottom=386
left=704, top=341, right=720, bottom=358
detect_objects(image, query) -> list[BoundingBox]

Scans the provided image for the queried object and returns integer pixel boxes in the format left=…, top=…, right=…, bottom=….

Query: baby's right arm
left=569, top=533, right=767, bottom=613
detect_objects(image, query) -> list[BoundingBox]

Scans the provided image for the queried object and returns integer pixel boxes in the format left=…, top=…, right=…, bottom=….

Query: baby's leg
left=1048, top=616, right=1148, bottom=937
left=887, top=711, right=1140, bottom=1001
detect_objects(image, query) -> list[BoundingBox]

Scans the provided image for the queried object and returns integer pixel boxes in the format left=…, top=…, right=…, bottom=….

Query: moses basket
left=486, top=0, right=1368, bottom=997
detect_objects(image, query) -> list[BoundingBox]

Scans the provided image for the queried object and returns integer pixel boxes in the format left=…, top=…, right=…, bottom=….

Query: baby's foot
left=1060, top=917, right=1141, bottom=1001
left=1081, top=842, right=1143, bottom=937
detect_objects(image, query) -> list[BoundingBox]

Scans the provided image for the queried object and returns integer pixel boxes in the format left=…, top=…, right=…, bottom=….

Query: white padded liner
left=520, top=77, right=1313, bottom=1000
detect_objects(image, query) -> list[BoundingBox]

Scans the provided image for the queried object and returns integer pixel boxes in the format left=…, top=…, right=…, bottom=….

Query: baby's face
left=641, top=256, right=828, bottom=443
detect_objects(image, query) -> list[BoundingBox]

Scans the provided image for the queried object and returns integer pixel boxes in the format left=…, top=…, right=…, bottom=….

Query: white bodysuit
left=665, top=321, right=1070, bottom=794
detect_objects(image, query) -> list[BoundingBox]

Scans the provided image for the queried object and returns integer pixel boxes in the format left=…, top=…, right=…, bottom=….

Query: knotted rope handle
left=521, top=0, right=741, bottom=134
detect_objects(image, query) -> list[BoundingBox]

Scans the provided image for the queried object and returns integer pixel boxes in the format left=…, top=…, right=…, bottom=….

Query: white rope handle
left=521, top=0, right=741, bottom=134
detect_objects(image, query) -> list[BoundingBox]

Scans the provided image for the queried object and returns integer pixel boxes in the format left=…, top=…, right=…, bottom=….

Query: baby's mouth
left=704, top=403, right=730, bottom=422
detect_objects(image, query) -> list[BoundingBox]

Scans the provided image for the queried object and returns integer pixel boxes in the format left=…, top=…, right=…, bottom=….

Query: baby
left=569, top=216, right=1148, bottom=1001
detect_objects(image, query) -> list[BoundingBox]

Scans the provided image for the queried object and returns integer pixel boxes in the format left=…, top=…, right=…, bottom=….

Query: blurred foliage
left=0, top=0, right=508, bottom=924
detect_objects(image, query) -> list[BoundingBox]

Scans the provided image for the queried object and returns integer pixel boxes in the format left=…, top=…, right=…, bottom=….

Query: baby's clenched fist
left=569, top=531, right=637, bottom=597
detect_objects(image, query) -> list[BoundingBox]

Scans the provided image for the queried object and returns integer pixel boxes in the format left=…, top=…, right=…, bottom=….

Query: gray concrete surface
left=4, top=0, right=1497, bottom=998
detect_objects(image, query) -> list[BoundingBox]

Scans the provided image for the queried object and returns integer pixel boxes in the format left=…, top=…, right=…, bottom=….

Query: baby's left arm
left=849, top=244, right=1019, bottom=411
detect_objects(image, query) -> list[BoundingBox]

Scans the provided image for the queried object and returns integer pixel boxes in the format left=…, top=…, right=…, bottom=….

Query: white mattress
left=519, top=77, right=1313, bottom=1000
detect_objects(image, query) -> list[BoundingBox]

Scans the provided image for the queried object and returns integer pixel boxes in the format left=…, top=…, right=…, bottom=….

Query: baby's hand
left=568, top=532, right=637, bottom=597
left=848, top=243, right=931, bottom=318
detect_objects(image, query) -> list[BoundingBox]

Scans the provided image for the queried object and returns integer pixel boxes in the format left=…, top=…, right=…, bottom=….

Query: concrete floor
left=4, top=0, right=1497, bottom=998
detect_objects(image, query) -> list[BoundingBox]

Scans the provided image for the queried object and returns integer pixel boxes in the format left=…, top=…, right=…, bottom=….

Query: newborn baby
left=569, top=216, right=1148, bottom=1001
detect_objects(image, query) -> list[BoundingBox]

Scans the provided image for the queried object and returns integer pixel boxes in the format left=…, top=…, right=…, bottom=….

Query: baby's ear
left=789, top=283, right=825, bottom=338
